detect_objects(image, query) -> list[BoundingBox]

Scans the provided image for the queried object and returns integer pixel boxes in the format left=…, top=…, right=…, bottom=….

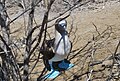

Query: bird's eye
left=59, top=23, right=66, bottom=27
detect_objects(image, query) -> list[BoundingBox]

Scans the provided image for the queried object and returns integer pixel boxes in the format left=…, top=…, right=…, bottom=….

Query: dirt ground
left=4, top=0, right=120, bottom=81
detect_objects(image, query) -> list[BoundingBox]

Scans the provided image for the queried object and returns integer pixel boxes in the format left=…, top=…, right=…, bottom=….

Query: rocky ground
left=2, top=0, right=120, bottom=81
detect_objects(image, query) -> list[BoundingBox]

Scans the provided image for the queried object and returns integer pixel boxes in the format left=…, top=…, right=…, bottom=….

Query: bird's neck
left=55, top=30, right=68, bottom=40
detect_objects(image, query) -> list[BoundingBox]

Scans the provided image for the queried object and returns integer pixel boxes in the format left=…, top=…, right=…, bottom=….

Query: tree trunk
left=0, top=1, right=22, bottom=81
left=0, top=1, right=10, bottom=80
left=23, top=0, right=35, bottom=81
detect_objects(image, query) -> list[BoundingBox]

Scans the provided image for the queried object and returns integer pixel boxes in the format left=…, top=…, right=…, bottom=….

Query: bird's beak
left=63, top=26, right=66, bottom=29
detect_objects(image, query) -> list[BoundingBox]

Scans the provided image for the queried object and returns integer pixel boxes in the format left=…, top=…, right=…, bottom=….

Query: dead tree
left=0, top=0, right=102, bottom=81
left=0, top=0, right=11, bottom=80
left=23, top=0, right=35, bottom=81
left=0, top=0, right=22, bottom=81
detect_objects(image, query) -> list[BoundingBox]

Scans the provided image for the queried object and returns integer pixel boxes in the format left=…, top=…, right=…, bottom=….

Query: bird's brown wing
left=40, top=38, right=55, bottom=60
left=40, top=38, right=55, bottom=70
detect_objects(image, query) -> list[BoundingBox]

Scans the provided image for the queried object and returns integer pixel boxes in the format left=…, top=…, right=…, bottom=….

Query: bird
left=41, top=18, right=73, bottom=71
left=50, top=18, right=71, bottom=61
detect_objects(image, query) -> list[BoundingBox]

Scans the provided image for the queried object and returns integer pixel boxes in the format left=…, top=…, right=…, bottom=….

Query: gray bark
left=23, top=0, right=35, bottom=81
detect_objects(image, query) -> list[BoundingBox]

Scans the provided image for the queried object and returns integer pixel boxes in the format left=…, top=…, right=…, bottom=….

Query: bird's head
left=55, top=18, right=67, bottom=35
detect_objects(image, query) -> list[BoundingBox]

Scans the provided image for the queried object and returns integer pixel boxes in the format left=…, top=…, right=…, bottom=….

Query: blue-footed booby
left=41, top=18, right=74, bottom=79
left=50, top=18, right=71, bottom=61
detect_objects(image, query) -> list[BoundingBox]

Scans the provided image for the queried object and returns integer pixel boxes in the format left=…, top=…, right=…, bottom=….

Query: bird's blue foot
left=58, top=59, right=74, bottom=70
left=43, top=70, right=60, bottom=79
left=51, top=59, right=74, bottom=71
left=44, top=59, right=74, bottom=79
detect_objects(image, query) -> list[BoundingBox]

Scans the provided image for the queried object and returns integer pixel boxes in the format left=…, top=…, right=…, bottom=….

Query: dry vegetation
left=0, top=0, right=120, bottom=81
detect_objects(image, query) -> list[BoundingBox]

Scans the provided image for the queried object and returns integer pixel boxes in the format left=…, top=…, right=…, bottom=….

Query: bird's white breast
left=49, top=31, right=71, bottom=62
